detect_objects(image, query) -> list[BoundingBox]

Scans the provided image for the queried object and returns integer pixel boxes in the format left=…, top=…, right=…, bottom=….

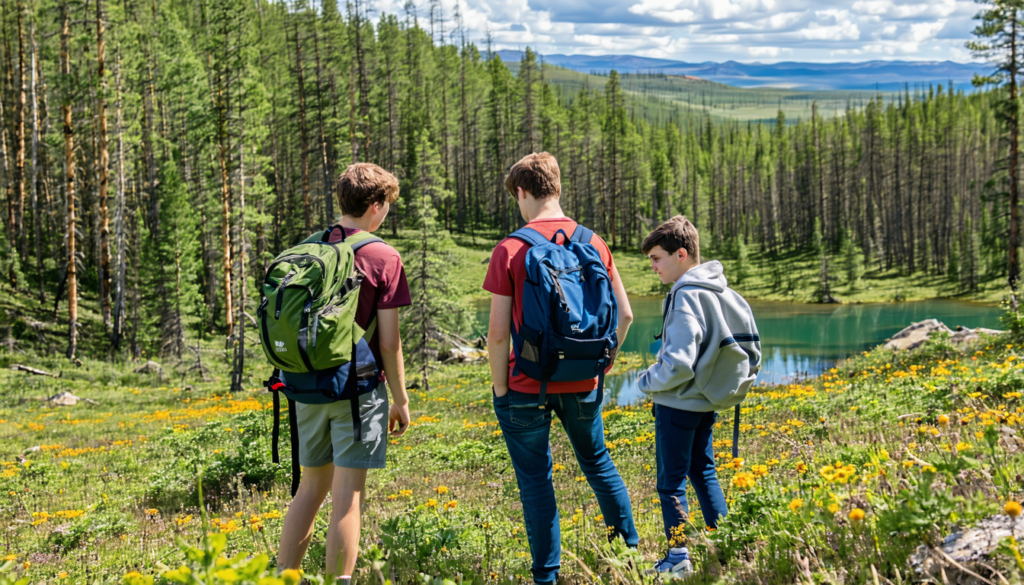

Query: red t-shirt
left=327, top=227, right=412, bottom=369
left=482, top=217, right=617, bottom=394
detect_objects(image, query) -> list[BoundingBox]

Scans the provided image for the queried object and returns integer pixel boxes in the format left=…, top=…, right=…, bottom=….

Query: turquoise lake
left=473, top=297, right=1004, bottom=404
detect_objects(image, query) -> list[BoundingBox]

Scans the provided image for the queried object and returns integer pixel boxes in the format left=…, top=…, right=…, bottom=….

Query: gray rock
left=133, top=360, right=163, bottom=374
left=910, top=514, right=1024, bottom=583
left=885, top=319, right=1005, bottom=351
left=884, top=319, right=952, bottom=351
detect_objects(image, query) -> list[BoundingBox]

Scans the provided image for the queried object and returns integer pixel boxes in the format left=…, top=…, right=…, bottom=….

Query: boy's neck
left=339, top=214, right=373, bottom=233
left=524, top=198, right=566, bottom=222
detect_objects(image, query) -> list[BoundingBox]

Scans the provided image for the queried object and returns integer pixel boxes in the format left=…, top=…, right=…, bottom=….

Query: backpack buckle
left=557, top=350, right=565, bottom=360
left=263, top=376, right=285, bottom=393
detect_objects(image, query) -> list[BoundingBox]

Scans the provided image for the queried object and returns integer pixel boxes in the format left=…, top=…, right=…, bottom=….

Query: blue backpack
left=509, top=224, right=619, bottom=405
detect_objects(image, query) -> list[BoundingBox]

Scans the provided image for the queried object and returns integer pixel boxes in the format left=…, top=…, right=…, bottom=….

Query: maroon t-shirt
left=326, top=227, right=412, bottom=371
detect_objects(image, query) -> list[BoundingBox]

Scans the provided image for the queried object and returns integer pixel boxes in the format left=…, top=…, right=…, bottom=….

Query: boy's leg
left=556, top=389, right=639, bottom=546
left=279, top=401, right=338, bottom=570
left=324, top=388, right=388, bottom=577
left=653, top=404, right=698, bottom=546
left=686, top=411, right=728, bottom=529
left=325, top=467, right=369, bottom=578
left=493, top=389, right=559, bottom=583
left=277, top=463, right=334, bottom=570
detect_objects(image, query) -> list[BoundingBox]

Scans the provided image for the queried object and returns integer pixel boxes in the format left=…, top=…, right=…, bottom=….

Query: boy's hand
left=389, top=402, right=410, bottom=436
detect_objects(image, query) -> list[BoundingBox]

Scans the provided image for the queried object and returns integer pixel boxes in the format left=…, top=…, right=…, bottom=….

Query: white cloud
left=749, top=46, right=784, bottom=57
left=367, top=0, right=982, bottom=63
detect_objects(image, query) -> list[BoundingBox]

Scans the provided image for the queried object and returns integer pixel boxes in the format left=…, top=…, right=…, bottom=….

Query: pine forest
left=0, top=0, right=1019, bottom=363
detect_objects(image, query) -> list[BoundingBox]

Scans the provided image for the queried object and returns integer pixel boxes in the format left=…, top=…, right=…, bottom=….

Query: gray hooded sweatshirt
left=638, top=260, right=762, bottom=412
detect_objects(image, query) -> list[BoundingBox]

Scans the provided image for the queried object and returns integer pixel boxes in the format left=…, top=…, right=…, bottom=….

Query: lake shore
left=414, top=230, right=1015, bottom=306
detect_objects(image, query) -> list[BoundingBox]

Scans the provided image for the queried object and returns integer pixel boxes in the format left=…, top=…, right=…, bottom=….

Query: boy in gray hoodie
left=637, top=216, right=761, bottom=577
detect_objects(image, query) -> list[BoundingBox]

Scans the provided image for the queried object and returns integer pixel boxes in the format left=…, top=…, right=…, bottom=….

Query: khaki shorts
left=295, top=385, right=389, bottom=469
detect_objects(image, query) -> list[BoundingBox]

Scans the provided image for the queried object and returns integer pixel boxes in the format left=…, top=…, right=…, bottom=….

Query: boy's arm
left=637, top=304, right=703, bottom=394
left=487, top=294, right=513, bottom=397
left=378, top=307, right=410, bottom=435
left=610, top=264, right=633, bottom=347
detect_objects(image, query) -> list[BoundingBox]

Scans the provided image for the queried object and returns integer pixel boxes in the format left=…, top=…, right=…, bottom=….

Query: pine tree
left=969, top=0, right=1024, bottom=298
left=142, top=159, right=199, bottom=359
left=404, top=134, right=468, bottom=390
left=734, top=233, right=749, bottom=286
left=840, top=226, right=864, bottom=289
left=813, top=217, right=834, bottom=302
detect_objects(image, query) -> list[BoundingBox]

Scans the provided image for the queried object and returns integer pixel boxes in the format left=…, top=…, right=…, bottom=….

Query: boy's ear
left=676, top=248, right=688, bottom=263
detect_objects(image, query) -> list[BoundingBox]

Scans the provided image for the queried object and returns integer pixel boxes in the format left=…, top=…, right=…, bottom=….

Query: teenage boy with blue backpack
left=271, top=163, right=412, bottom=581
left=483, top=152, right=639, bottom=584
left=638, top=215, right=761, bottom=578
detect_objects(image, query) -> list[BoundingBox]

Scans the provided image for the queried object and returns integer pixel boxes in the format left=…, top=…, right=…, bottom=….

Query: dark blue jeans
left=654, top=404, right=728, bottom=545
left=494, top=388, right=639, bottom=583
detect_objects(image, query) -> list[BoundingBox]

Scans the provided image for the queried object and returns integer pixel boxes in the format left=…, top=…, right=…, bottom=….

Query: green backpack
left=257, top=226, right=381, bottom=373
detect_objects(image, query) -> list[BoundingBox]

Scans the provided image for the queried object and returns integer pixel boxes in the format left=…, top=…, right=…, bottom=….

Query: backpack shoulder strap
left=300, top=230, right=329, bottom=244
left=320, top=224, right=344, bottom=243
left=569, top=224, right=594, bottom=245
left=509, top=227, right=549, bottom=248
left=350, top=236, right=384, bottom=253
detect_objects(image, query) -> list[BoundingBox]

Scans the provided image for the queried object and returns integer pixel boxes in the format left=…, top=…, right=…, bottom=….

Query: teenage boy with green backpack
left=268, top=163, right=412, bottom=581
left=484, top=152, right=639, bottom=584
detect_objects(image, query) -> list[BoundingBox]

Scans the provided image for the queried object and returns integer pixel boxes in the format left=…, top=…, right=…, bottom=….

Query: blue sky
left=370, top=0, right=984, bottom=63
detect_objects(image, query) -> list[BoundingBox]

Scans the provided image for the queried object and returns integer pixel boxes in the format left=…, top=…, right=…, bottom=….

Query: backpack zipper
left=274, top=272, right=295, bottom=319
left=265, top=254, right=328, bottom=298
left=314, top=240, right=345, bottom=292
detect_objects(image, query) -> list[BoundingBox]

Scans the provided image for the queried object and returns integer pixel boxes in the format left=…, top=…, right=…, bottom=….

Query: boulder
left=133, top=360, right=163, bottom=375
left=885, top=320, right=1004, bottom=351
left=910, top=514, right=1024, bottom=583
left=46, top=391, right=98, bottom=406
left=884, top=319, right=952, bottom=351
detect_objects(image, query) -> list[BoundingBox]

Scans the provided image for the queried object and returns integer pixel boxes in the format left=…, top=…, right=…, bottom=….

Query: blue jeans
left=494, top=388, right=639, bottom=583
left=654, top=405, right=728, bottom=545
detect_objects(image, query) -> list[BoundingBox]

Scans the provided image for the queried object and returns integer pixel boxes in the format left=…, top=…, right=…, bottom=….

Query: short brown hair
left=641, top=215, right=700, bottom=260
left=504, top=152, right=561, bottom=200
left=336, top=163, right=400, bottom=217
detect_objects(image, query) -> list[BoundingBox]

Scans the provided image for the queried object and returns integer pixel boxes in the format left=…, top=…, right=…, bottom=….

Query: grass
left=0, top=229, right=1018, bottom=583
left=0, top=311, right=1022, bottom=584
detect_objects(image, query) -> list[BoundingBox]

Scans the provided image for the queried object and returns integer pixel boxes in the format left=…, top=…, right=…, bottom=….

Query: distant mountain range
left=494, top=50, right=987, bottom=92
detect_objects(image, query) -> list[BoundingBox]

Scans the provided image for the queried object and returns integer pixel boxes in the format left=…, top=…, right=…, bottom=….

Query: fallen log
left=10, top=364, right=59, bottom=377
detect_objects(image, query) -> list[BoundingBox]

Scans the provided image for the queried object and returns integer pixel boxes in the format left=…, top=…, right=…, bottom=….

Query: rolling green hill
left=507, top=61, right=901, bottom=124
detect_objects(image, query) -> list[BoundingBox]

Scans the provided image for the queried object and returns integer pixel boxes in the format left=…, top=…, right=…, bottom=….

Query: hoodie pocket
left=700, top=342, right=755, bottom=409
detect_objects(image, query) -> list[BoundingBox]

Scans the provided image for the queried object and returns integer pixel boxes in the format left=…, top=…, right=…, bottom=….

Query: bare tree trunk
left=231, top=136, right=247, bottom=392
left=111, top=50, right=127, bottom=349
left=293, top=20, right=312, bottom=233
left=1, top=87, right=10, bottom=263
left=312, top=25, right=333, bottom=224
left=14, top=0, right=26, bottom=259
left=353, top=0, right=371, bottom=158
left=61, top=3, right=77, bottom=360
left=96, top=0, right=111, bottom=328
left=217, top=28, right=234, bottom=338
left=1010, top=15, right=1021, bottom=296
left=29, top=17, right=41, bottom=300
